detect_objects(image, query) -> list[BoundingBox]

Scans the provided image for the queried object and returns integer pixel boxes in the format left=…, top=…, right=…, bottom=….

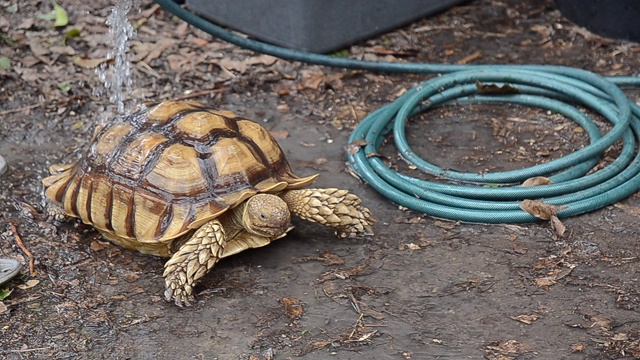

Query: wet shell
left=43, top=101, right=316, bottom=249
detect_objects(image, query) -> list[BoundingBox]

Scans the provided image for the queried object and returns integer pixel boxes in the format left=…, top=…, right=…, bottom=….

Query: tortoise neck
left=221, top=202, right=249, bottom=239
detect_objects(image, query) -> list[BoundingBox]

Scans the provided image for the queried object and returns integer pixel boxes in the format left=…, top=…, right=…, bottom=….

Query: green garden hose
left=156, top=0, right=640, bottom=223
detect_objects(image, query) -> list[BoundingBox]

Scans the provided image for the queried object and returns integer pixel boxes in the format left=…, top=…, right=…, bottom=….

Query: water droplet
left=95, top=0, right=137, bottom=118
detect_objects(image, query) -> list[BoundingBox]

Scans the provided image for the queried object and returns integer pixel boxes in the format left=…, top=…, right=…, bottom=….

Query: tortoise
left=42, top=100, right=373, bottom=306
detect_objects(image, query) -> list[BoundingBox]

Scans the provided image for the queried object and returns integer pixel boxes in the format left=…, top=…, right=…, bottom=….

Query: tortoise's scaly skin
left=42, top=100, right=374, bottom=306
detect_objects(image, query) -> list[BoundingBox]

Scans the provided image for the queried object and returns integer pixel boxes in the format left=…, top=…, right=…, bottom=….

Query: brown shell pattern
left=43, top=100, right=317, bottom=243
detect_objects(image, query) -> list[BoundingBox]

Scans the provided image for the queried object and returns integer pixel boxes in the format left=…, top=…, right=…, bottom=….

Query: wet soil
left=1, top=0, right=640, bottom=359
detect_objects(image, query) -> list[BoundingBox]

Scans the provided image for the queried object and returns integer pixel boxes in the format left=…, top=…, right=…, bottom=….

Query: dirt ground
left=1, top=0, right=640, bottom=359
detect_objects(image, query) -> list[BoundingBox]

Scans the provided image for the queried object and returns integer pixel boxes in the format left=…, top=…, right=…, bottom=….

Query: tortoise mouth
left=249, top=223, right=291, bottom=237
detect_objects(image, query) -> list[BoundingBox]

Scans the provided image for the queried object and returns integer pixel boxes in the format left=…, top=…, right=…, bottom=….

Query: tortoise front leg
left=281, top=188, right=374, bottom=238
left=163, top=219, right=225, bottom=307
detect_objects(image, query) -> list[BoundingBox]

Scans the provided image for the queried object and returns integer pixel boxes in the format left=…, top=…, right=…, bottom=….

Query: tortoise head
left=242, top=194, right=291, bottom=237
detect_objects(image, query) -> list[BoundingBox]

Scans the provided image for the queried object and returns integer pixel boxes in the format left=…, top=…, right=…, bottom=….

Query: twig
left=348, top=313, right=364, bottom=340
left=9, top=347, right=51, bottom=353
left=0, top=103, right=41, bottom=116
left=9, top=223, right=36, bottom=276
left=173, top=88, right=229, bottom=101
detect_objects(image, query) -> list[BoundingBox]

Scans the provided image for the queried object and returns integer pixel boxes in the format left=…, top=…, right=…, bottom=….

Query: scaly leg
left=45, top=202, right=69, bottom=223
left=281, top=188, right=374, bottom=238
left=163, top=219, right=225, bottom=307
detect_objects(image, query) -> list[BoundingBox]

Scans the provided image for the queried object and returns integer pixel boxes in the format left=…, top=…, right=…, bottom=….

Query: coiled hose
left=156, top=0, right=640, bottom=223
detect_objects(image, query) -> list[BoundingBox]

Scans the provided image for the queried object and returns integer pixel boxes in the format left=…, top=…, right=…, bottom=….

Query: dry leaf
left=550, top=215, right=566, bottom=237
left=399, top=243, right=422, bottom=251
left=571, top=343, right=585, bottom=352
left=319, top=250, right=344, bottom=266
left=536, top=149, right=551, bottom=157
left=611, top=333, right=629, bottom=341
left=17, top=279, right=40, bottom=290
left=281, top=296, right=303, bottom=320
left=49, top=46, right=76, bottom=55
left=534, top=265, right=575, bottom=288
left=90, top=240, right=114, bottom=251
left=521, top=177, right=554, bottom=187
left=433, top=220, right=459, bottom=230
left=534, top=277, right=557, bottom=287
left=519, top=199, right=568, bottom=220
left=510, top=314, right=540, bottom=324
left=122, top=273, right=140, bottom=283
left=245, top=54, right=278, bottom=66
left=72, top=56, right=109, bottom=69
left=0, top=302, right=7, bottom=315
left=486, top=339, right=532, bottom=358
left=476, top=80, right=520, bottom=94
left=301, top=73, right=325, bottom=90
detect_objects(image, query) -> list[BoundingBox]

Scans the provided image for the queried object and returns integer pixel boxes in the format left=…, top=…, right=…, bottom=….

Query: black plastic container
left=185, top=0, right=469, bottom=53
left=555, top=0, right=640, bottom=43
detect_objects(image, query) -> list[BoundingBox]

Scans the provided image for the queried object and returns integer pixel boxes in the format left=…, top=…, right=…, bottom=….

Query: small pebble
left=0, top=155, right=6, bottom=176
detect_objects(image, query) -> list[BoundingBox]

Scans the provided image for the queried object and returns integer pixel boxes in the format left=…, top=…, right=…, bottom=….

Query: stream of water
left=94, top=0, right=136, bottom=116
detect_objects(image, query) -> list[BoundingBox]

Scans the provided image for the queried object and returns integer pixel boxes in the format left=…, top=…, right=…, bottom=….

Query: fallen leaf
left=0, top=57, right=11, bottom=70
left=51, top=0, right=69, bottom=27
left=319, top=250, right=344, bottom=265
left=536, top=149, right=551, bottom=157
left=245, top=54, right=278, bottom=66
left=571, top=343, right=585, bottom=352
left=611, top=333, right=629, bottom=341
left=49, top=45, right=75, bottom=55
left=519, top=199, right=568, bottom=220
left=406, top=243, right=421, bottom=250
left=0, top=302, right=7, bottom=314
left=534, top=265, right=575, bottom=288
left=122, top=273, right=140, bottom=283
left=58, top=81, right=72, bottom=94
left=534, top=277, right=557, bottom=287
left=17, top=279, right=40, bottom=290
left=64, top=28, right=81, bottom=45
left=281, top=296, right=303, bottom=320
left=320, top=264, right=370, bottom=282
left=510, top=314, right=540, bottom=324
left=90, top=240, right=114, bottom=251
left=0, top=290, right=13, bottom=301
left=73, top=56, right=110, bottom=69
left=301, top=73, right=325, bottom=90
left=550, top=215, right=566, bottom=237
left=433, top=220, right=459, bottom=230
left=476, top=80, right=520, bottom=95
left=521, top=176, right=554, bottom=187
left=485, top=339, right=532, bottom=359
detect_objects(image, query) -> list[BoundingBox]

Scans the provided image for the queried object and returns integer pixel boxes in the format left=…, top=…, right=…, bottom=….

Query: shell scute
left=144, top=143, right=209, bottom=197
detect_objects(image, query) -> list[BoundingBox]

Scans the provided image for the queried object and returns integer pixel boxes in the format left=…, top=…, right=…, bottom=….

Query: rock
left=0, top=155, right=6, bottom=176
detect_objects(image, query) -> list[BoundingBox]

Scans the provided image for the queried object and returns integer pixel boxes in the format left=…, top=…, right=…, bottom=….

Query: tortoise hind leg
left=45, top=202, right=69, bottom=223
left=281, top=188, right=374, bottom=238
left=163, top=219, right=225, bottom=307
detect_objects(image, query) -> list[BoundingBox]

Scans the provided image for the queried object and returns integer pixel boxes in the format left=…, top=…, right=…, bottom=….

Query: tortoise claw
left=164, top=286, right=195, bottom=307
left=44, top=203, right=69, bottom=223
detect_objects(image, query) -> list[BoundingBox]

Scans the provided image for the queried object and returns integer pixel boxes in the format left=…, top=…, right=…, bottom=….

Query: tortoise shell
left=43, top=100, right=317, bottom=249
